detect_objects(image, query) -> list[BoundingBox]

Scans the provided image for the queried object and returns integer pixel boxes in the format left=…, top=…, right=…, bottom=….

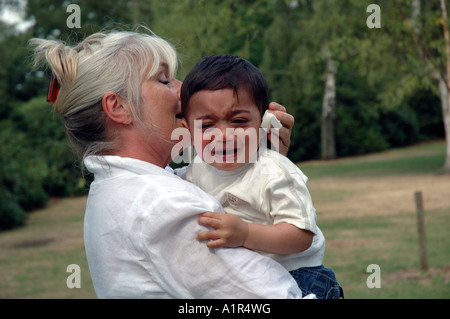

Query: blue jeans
left=290, top=265, right=343, bottom=299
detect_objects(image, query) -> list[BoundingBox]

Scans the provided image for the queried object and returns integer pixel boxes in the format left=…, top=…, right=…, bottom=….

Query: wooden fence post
left=414, top=190, right=428, bottom=271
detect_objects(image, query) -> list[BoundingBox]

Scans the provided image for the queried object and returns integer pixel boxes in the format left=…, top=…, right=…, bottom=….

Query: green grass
left=321, top=208, right=450, bottom=299
left=0, top=140, right=448, bottom=298
left=0, top=197, right=95, bottom=298
left=300, top=140, right=445, bottom=179
left=300, top=140, right=450, bottom=298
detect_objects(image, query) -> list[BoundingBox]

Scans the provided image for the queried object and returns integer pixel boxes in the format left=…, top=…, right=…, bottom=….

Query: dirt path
left=309, top=174, right=450, bottom=220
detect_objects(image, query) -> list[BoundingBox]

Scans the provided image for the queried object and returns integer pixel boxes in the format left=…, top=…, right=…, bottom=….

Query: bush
left=0, top=185, right=28, bottom=230
left=380, top=104, right=420, bottom=148
left=0, top=97, right=88, bottom=230
left=14, top=96, right=88, bottom=196
left=0, top=120, right=43, bottom=229
left=408, top=89, right=445, bottom=140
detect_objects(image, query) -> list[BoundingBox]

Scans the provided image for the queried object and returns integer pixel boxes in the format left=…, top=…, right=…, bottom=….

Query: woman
left=30, top=29, right=302, bottom=298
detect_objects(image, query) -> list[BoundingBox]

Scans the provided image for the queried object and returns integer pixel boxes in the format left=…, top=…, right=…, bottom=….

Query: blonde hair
left=29, top=28, right=178, bottom=161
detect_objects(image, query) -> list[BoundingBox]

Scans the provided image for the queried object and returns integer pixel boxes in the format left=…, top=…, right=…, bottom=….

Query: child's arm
left=196, top=212, right=313, bottom=255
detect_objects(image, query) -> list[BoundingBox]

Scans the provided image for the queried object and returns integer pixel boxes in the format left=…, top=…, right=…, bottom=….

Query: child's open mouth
left=213, top=148, right=239, bottom=161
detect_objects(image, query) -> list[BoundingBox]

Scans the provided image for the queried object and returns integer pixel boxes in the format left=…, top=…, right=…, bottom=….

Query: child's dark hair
left=181, top=54, right=270, bottom=119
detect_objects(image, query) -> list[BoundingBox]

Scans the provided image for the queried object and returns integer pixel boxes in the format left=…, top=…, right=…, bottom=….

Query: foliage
left=0, top=97, right=88, bottom=230
left=0, top=0, right=447, bottom=230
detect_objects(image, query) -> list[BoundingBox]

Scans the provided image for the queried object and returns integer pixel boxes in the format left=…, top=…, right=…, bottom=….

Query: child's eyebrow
left=195, top=109, right=250, bottom=120
left=229, top=109, right=251, bottom=116
left=231, top=108, right=250, bottom=113
left=195, top=114, right=214, bottom=120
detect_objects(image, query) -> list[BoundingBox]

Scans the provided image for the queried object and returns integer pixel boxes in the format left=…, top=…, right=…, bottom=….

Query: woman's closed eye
left=158, top=73, right=171, bottom=85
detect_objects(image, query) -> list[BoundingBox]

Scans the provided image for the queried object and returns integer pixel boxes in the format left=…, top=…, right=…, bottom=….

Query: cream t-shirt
left=177, top=149, right=325, bottom=271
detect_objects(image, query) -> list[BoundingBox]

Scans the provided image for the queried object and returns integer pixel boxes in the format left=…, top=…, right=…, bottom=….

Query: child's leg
left=290, top=265, right=344, bottom=299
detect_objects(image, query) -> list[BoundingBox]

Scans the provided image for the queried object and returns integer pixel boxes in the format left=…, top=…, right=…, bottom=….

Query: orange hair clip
left=47, top=73, right=60, bottom=103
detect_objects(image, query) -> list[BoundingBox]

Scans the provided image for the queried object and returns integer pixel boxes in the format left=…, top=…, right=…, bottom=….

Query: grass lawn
left=0, top=196, right=95, bottom=298
left=299, top=140, right=450, bottom=298
left=0, top=140, right=449, bottom=298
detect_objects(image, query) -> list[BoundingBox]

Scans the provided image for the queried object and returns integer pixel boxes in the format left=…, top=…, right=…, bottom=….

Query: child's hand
left=196, top=212, right=249, bottom=249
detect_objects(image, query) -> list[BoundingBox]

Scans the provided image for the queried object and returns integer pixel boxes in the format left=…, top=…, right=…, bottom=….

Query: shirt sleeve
left=134, top=185, right=303, bottom=299
left=262, top=166, right=318, bottom=235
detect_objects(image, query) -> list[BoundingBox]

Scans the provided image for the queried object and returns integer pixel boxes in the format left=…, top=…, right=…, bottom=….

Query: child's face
left=184, top=88, right=262, bottom=171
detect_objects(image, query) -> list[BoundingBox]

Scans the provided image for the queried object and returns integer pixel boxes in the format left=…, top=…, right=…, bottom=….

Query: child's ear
left=180, top=119, right=195, bottom=144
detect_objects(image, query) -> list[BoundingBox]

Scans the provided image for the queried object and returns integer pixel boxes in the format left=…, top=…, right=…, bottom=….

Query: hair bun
left=29, top=38, right=80, bottom=113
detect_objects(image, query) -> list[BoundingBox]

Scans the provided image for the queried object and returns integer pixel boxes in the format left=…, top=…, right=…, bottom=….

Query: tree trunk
left=321, top=48, right=337, bottom=160
left=130, top=0, right=139, bottom=24
left=413, top=0, right=450, bottom=173
left=438, top=78, right=450, bottom=173
left=439, top=0, right=450, bottom=173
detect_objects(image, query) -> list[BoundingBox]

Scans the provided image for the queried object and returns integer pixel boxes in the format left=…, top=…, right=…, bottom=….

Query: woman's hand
left=267, top=102, right=294, bottom=156
left=196, top=212, right=249, bottom=249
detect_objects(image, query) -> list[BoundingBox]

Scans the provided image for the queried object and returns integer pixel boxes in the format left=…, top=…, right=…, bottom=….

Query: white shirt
left=83, top=155, right=304, bottom=298
left=177, top=149, right=325, bottom=271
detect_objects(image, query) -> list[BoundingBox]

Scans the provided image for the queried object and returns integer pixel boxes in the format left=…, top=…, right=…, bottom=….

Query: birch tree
left=321, top=47, right=337, bottom=159
left=311, top=0, right=364, bottom=160
left=436, top=0, right=450, bottom=173
left=408, top=0, right=450, bottom=173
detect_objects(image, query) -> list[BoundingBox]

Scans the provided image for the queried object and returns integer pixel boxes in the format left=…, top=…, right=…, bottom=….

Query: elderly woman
left=30, top=29, right=303, bottom=298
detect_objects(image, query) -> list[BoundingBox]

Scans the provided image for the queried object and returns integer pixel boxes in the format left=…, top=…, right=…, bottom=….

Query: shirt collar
left=84, top=155, right=176, bottom=181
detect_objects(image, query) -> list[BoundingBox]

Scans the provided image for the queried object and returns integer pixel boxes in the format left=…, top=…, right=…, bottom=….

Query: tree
left=383, top=0, right=450, bottom=173
left=435, top=0, right=450, bottom=173
left=321, top=47, right=337, bottom=159
left=260, top=0, right=390, bottom=161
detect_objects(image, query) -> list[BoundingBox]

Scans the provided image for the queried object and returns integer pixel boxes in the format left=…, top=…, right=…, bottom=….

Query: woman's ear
left=102, top=92, right=132, bottom=125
